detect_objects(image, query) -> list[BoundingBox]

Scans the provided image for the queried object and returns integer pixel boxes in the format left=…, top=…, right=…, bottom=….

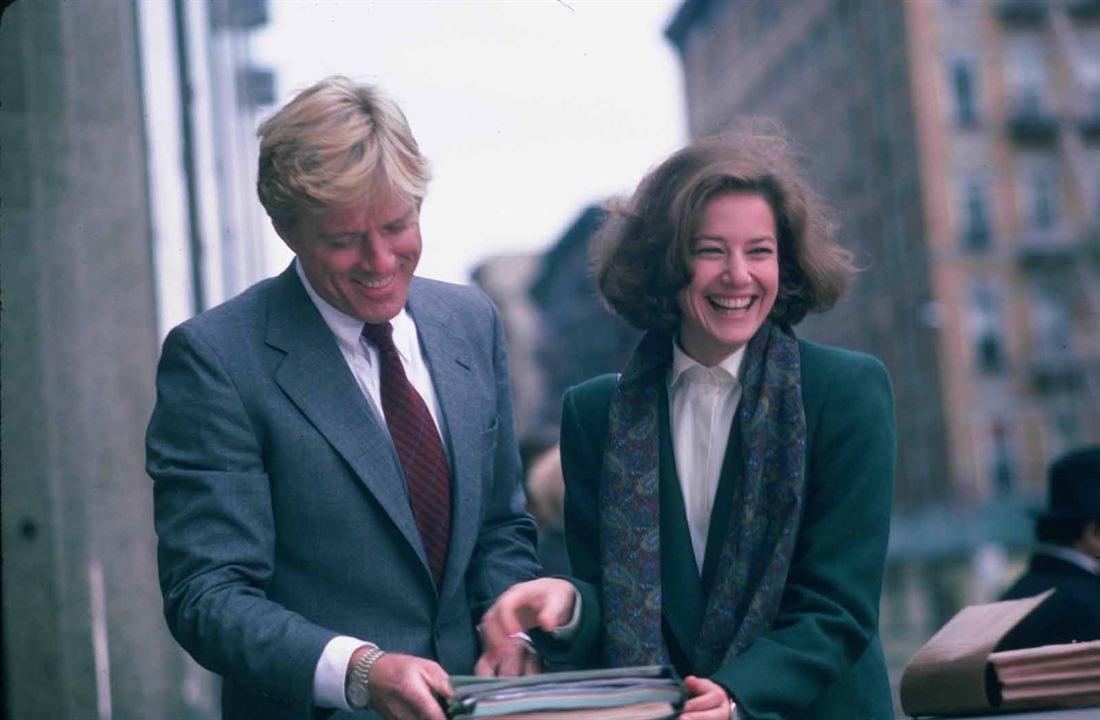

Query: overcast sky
left=253, top=0, right=685, bottom=284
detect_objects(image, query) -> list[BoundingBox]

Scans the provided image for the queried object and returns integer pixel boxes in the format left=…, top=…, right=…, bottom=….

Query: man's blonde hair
left=257, top=76, right=430, bottom=227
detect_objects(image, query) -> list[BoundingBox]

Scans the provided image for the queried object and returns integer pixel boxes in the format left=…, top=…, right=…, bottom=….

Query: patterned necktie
left=361, top=321, right=451, bottom=587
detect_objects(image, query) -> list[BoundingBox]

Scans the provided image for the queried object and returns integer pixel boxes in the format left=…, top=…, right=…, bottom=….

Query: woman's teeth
left=709, top=296, right=752, bottom=311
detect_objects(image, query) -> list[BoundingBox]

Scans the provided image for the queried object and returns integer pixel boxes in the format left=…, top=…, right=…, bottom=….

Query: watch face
left=347, top=679, right=369, bottom=709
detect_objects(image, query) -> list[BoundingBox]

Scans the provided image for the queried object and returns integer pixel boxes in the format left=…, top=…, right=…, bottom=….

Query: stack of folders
left=443, top=665, right=685, bottom=720
left=988, top=640, right=1100, bottom=710
left=900, top=591, right=1100, bottom=717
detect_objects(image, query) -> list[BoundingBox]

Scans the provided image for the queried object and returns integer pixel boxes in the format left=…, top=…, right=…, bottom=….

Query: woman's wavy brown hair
left=593, top=128, right=855, bottom=331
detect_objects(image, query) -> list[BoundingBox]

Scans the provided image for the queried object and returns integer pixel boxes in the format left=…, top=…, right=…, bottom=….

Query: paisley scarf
left=598, top=320, right=806, bottom=674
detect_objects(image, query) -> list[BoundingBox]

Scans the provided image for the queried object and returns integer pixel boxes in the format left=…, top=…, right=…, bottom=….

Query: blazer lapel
left=407, top=279, right=483, bottom=603
left=693, top=406, right=746, bottom=666
left=658, top=385, right=706, bottom=662
left=264, top=266, right=428, bottom=571
left=700, top=409, right=743, bottom=595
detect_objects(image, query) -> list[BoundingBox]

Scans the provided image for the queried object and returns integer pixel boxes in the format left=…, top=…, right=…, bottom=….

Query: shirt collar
left=669, top=340, right=745, bottom=387
left=1034, top=543, right=1100, bottom=575
left=295, top=258, right=416, bottom=360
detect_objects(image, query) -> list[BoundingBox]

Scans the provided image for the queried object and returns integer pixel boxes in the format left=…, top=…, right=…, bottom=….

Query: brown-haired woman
left=477, top=132, right=895, bottom=720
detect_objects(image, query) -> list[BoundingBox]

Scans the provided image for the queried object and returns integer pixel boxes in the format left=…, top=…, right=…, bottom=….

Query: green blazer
left=540, top=339, right=895, bottom=720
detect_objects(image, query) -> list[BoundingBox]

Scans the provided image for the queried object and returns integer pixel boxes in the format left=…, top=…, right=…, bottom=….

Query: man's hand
left=680, top=675, right=735, bottom=720
left=366, top=653, right=453, bottom=720
left=474, top=578, right=576, bottom=675
left=473, top=634, right=543, bottom=677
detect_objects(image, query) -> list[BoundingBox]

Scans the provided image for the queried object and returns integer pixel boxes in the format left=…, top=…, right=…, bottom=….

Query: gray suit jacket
left=147, top=265, right=540, bottom=719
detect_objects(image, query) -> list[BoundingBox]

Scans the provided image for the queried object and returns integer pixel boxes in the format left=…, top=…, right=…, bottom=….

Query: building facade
left=666, top=0, right=1100, bottom=690
left=1, top=1, right=274, bottom=717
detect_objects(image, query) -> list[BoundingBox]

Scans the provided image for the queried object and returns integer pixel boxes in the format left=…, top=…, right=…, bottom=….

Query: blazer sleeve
left=711, top=351, right=895, bottom=719
left=531, top=376, right=617, bottom=667
left=464, top=300, right=541, bottom=619
left=146, top=323, right=335, bottom=716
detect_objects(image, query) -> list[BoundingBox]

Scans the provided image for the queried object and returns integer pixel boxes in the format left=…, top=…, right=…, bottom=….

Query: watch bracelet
left=349, top=645, right=387, bottom=707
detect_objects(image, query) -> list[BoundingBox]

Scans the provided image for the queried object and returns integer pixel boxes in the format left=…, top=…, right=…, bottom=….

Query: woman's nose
left=724, top=254, right=750, bottom=283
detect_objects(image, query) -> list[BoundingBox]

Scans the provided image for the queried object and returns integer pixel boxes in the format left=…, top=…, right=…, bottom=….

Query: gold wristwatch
left=346, top=645, right=387, bottom=709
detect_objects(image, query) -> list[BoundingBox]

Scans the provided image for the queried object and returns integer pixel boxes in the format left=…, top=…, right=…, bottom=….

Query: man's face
left=278, top=196, right=422, bottom=323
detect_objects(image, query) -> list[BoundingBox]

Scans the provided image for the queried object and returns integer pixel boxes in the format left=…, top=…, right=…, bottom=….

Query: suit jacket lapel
left=407, top=279, right=483, bottom=602
left=264, top=266, right=428, bottom=570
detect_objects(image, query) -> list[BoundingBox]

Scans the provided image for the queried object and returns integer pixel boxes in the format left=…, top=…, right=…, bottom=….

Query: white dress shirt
left=667, top=341, right=746, bottom=574
left=1034, top=542, right=1100, bottom=575
left=294, top=260, right=446, bottom=711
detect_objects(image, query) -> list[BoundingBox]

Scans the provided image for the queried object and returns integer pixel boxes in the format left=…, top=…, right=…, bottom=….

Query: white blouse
left=667, top=341, right=746, bottom=574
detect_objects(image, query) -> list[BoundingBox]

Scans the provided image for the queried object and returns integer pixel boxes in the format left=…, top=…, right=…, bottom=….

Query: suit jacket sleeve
left=711, top=350, right=895, bottom=719
left=463, top=301, right=541, bottom=619
left=147, top=323, right=335, bottom=715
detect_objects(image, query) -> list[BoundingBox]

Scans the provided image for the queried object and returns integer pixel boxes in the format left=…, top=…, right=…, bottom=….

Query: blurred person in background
left=521, top=436, right=571, bottom=576
left=999, top=445, right=1100, bottom=651
left=146, top=76, right=540, bottom=720
left=477, top=131, right=896, bottom=720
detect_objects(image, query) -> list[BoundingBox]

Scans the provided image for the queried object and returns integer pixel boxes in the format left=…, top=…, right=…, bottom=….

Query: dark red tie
left=362, top=322, right=451, bottom=587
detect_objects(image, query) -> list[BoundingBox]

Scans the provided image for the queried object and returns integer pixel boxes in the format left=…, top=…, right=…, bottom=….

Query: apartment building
left=666, top=0, right=1100, bottom=665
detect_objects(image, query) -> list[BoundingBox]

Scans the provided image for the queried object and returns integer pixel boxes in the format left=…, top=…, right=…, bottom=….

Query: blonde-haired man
left=148, top=76, right=540, bottom=720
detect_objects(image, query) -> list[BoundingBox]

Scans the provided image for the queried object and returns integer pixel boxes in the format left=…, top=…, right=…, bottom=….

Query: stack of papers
left=989, top=640, right=1100, bottom=710
left=443, top=665, right=685, bottom=720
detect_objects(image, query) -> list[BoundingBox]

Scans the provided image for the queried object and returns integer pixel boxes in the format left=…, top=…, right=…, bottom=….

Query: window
left=1016, top=153, right=1061, bottom=234
left=1085, top=151, right=1100, bottom=220
left=1030, top=280, right=1074, bottom=362
left=1004, top=32, right=1049, bottom=116
left=961, top=176, right=992, bottom=249
left=1080, top=29, right=1100, bottom=116
left=1095, top=165, right=1100, bottom=219
left=990, top=420, right=1016, bottom=497
left=970, top=283, right=1005, bottom=374
left=951, top=59, right=980, bottom=127
left=1053, top=412, right=1083, bottom=454
left=1030, top=169, right=1058, bottom=231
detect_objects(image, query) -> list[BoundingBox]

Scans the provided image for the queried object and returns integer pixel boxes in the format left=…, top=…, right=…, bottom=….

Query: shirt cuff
left=313, top=635, right=374, bottom=711
left=548, top=585, right=583, bottom=641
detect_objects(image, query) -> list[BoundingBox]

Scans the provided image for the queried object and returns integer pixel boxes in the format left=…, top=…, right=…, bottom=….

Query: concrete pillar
left=1, top=1, right=192, bottom=717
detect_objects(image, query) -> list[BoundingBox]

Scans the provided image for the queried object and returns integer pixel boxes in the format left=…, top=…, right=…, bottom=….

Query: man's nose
left=358, top=234, right=395, bottom=273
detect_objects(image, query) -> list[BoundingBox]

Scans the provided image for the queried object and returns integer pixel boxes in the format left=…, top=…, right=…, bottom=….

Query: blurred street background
left=2, top=0, right=1098, bottom=717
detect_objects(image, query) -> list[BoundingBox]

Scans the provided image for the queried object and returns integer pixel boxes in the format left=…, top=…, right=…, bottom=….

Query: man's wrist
left=345, top=644, right=387, bottom=709
left=548, top=584, right=582, bottom=640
